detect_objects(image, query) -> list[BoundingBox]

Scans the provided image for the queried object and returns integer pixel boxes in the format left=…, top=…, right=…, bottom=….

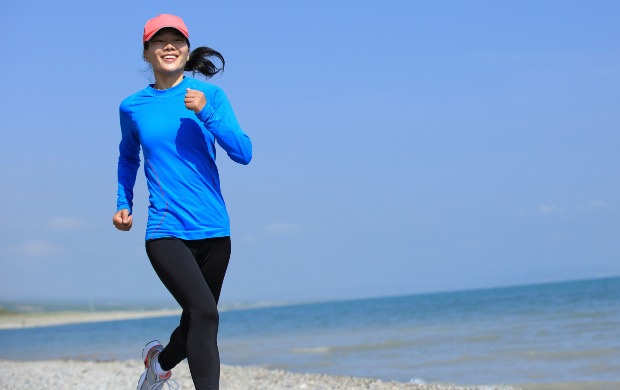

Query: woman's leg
left=145, top=237, right=231, bottom=389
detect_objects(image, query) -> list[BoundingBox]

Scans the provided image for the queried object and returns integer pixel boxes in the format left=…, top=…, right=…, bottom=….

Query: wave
left=291, top=346, right=332, bottom=354
left=521, top=347, right=618, bottom=361
left=291, top=339, right=410, bottom=355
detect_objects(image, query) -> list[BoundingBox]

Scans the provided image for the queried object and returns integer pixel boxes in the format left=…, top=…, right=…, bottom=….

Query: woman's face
left=144, top=28, right=189, bottom=77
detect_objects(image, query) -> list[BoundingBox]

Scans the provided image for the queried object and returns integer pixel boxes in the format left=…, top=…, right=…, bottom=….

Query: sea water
left=1, top=277, right=619, bottom=387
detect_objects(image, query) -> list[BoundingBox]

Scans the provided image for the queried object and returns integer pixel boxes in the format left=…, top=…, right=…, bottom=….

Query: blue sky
left=1, top=1, right=618, bottom=306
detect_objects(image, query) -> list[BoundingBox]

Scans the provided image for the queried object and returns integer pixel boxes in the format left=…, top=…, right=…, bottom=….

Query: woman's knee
left=189, top=301, right=219, bottom=324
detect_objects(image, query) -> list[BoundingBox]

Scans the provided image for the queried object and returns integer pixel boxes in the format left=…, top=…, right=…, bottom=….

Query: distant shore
left=0, top=309, right=182, bottom=329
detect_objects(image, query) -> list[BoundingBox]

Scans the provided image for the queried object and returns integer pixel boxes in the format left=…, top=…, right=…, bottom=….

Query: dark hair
left=185, top=46, right=225, bottom=79
left=144, top=28, right=225, bottom=79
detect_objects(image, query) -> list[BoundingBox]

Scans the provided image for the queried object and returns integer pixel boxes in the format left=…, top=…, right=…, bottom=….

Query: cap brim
left=144, top=26, right=189, bottom=43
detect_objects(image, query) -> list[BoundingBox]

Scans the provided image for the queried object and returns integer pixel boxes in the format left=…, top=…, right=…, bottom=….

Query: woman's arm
left=114, top=101, right=141, bottom=230
left=190, top=88, right=252, bottom=165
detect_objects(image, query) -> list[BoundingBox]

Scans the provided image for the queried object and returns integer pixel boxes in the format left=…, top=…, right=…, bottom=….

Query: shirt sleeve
left=196, top=88, right=252, bottom=165
left=116, top=99, right=141, bottom=213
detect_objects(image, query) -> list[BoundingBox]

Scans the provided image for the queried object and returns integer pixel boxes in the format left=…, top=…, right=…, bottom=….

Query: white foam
left=291, top=346, right=331, bottom=354
left=408, top=378, right=426, bottom=385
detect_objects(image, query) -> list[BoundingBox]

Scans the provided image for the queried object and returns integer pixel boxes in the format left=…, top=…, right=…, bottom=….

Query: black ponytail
left=185, top=47, right=225, bottom=79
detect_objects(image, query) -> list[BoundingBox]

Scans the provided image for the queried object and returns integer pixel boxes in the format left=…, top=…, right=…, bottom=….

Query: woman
left=112, top=14, right=252, bottom=390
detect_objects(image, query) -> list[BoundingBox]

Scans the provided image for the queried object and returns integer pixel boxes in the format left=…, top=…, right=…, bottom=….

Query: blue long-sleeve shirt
left=116, top=76, right=252, bottom=240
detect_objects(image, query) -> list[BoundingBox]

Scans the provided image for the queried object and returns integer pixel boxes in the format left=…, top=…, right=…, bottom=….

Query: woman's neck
left=153, top=72, right=185, bottom=90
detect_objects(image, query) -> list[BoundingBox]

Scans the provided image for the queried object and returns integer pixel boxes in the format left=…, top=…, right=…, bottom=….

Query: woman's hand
left=185, top=88, right=207, bottom=113
left=112, top=209, right=133, bottom=231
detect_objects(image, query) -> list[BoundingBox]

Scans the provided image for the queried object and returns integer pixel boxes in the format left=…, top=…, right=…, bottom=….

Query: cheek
left=144, top=48, right=159, bottom=63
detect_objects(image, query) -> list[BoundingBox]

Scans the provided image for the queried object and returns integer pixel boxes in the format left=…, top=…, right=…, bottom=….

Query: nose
left=163, top=42, right=176, bottom=51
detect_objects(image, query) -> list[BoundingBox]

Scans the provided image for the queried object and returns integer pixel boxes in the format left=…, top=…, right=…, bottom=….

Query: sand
left=2, top=359, right=618, bottom=390
left=0, top=310, right=182, bottom=330
left=0, top=359, right=494, bottom=390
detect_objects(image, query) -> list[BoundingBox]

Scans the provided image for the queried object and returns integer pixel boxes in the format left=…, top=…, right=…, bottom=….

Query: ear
left=143, top=50, right=150, bottom=63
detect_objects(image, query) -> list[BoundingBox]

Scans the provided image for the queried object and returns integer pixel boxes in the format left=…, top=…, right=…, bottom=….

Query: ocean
left=1, top=277, right=619, bottom=387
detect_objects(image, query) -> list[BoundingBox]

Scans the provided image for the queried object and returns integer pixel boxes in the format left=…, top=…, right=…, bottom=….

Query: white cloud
left=524, top=200, right=608, bottom=216
left=263, top=222, right=302, bottom=235
left=241, top=234, right=259, bottom=244
left=536, top=204, right=564, bottom=215
left=46, top=216, right=84, bottom=231
left=587, top=199, right=606, bottom=208
left=15, top=240, right=64, bottom=256
left=575, top=199, right=608, bottom=213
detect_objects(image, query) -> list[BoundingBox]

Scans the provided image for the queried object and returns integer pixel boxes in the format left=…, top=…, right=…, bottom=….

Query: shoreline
left=0, top=359, right=468, bottom=390
left=0, top=359, right=505, bottom=390
left=2, top=311, right=618, bottom=390
left=0, top=309, right=182, bottom=330
left=0, top=359, right=617, bottom=390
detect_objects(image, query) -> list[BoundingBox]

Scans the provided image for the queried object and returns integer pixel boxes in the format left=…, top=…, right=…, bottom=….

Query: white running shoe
left=137, top=340, right=178, bottom=390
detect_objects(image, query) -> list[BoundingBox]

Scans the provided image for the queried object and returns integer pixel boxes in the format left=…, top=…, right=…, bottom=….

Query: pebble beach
left=0, top=359, right=495, bottom=390
left=2, top=359, right=617, bottom=390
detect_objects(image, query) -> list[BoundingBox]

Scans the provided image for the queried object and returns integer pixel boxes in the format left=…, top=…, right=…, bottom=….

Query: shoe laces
left=148, top=377, right=179, bottom=390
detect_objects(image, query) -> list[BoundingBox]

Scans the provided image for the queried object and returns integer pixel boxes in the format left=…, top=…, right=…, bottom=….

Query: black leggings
left=145, top=236, right=231, bottom=390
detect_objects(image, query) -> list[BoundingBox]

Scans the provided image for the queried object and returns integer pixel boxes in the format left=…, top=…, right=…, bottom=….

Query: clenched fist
left=185, top=88, right=207, bottom=113
left=112, top=209, right=133, bottom=231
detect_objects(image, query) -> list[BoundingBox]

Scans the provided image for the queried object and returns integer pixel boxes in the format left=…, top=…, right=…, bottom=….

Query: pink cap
left=143, top=14, right=189, bottom=44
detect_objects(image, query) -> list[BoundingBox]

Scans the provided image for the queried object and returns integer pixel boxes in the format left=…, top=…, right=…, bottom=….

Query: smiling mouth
left=163, top=55, right=178, bottom=60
